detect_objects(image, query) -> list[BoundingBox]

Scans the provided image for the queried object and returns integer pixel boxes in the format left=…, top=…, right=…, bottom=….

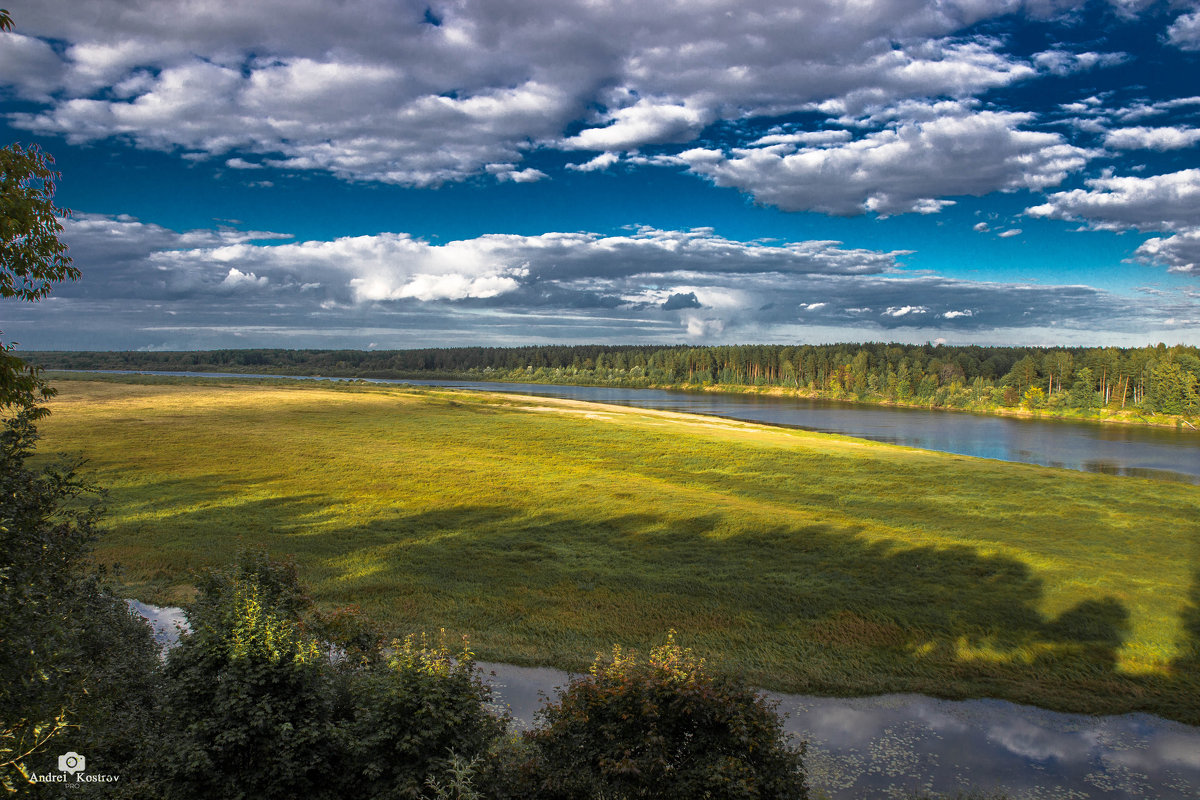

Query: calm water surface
left=403, top=379, right=1200, bottom=484
left=80, top=371, right=1200, bottom=483
left=125, top=604, right=1200, bottom=800
left=475, top=660, right=1200, bottom=800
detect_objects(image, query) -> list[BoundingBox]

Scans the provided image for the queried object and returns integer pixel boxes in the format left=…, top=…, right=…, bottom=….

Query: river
left=76, top=370, right=1200, bottom=483
left=129, top=601, right=1200, bottom=800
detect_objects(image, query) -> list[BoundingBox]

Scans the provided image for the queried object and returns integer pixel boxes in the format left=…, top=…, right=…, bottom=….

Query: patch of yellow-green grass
left=34, top=378, right=1200, bottom=723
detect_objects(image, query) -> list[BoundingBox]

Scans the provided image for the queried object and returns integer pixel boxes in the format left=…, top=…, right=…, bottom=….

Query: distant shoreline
left=43, top=365, right=1200, bottom=433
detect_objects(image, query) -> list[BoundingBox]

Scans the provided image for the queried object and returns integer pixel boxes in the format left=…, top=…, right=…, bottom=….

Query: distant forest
left=25, top=342, right=1200, bottom=417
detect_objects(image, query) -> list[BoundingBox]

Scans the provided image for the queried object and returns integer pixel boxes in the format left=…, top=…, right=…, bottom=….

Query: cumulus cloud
left=1133, top=231, right=1200, bottom=276
left=1026, top=169, right=1200, bottom=232
left=1166, top=10, right=1200, bottom=51
left=486, top=163, right=549, bottom=183
left=567, top=152, right=620, bottom=172
left=997, top=228, right=1022, bottom=238
left=0, top=0, right=1081, bottom=189
left=1103, top=126, right=1200, bottom=150
left=219, top=267, right=268, bottom=290
left=675, top=110, right=1093, bottom=215
left=56, top=215, right=912, bottom=307
left=26, top=213, right=1182, bottom=349
left=661, top=292, right=701, bottom=310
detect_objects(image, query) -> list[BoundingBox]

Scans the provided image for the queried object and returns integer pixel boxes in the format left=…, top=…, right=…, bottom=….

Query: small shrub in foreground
left=512, top=632, right=807, bottom=800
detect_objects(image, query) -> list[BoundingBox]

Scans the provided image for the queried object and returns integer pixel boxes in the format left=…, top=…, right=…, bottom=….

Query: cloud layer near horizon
left=0, top=213, right=1186, bottom=350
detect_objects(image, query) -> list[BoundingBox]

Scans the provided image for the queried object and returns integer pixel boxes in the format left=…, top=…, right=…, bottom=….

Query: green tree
left=0, top=408, right=163, bottom=795
left=514, top=633, right=807, bottom=800
left=1, top=127, right=78, bottom=413
left=1, top=140, right=75, bottom=302
left=1069, top=367, right=1098, bottom=413
left=346, top=632, right=503, bottom=800
left=161, top=552, right=505, bottom=800
left=160, top=558, right=345, bottom=800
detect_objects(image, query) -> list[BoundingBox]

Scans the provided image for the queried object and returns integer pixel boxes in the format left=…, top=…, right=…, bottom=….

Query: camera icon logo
left=57, top=752, right=86, bottom=774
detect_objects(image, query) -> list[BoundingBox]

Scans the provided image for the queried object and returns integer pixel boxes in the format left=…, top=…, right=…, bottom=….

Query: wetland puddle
left=130, top=602, right=1200, bottom=799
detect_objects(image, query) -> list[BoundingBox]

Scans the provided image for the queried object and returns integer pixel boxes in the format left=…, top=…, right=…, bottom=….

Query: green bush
left=159, top=565, right=342, bottom=800
left=160, top=551, right=505, bottom=800
left=511, top=633, right=807, bottom=800
left=345, top=631, right=505, bottom=800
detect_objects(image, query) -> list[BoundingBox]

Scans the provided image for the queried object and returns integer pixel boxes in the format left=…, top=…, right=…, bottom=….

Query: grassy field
left=33, top=377, right=1200, bottom=723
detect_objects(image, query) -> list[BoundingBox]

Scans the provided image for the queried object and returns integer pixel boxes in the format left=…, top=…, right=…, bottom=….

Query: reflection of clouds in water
left=1155, top=733, right=1200, bottom=769
left=986, top=716, right=1099, bottom=762
left=911, top=702, right=971, bottom=735
left=770, top=693, right=1200, bottom=799
left=126, top=599, right=188, bottom=647
left=789, top=704, right=891, bottom=747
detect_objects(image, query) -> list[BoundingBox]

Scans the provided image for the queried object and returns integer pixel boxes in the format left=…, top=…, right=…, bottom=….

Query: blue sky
left=2, top=0, right=1199, bottom=350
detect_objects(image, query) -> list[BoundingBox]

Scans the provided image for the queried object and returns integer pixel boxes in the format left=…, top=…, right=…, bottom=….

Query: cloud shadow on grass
left=108, top=494, right=1200, bottom=723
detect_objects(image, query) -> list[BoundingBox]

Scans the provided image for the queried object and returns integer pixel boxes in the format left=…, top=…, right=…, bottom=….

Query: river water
left=128, top=602, right=1200, bottom=799
left=75, top=371, right=1200, bottom=483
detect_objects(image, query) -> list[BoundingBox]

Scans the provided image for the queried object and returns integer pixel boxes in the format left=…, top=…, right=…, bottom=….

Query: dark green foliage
left=0, top=409, right=161, bottom=794
left=160, top=558, right=344, bottom=800
left=513, top=633, right=807, bottom=800
left=1, top=340, right=55, bottom=416
left=1068, top=367, right=1099, bottom=412
left=0, top=143, right=77, bottom=303
left=345, top=633, right=505, bottom=800
left=161, top=552, right=505, bottom=800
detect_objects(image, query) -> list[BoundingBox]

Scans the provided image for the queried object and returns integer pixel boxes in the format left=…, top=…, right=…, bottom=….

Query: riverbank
left=35, top=378, right=1200, bottom=725
left=36, top=355, right=1200, bottom=432
left=45, top=370, right=1200, bottom=484
left=669, top=380, right=1199, bottom=430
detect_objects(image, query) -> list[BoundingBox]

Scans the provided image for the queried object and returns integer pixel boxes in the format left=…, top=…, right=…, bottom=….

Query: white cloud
left=883, top=305, right=928, bottom=317
left=486, top=163, right=549, bottom=183
left=220, top=267, right=268, bottom=290
left=676, top=110, right=1093, bottom=215
left=1026, top=169, right=1200, bottom=232
left=942, top=309, right=973, bottom=318
left=566, top=152, right=620, bottom=172
left=750, top=131, right=852, bottom=147
left=1104, top=126, right=1200, bottom=150
left=997, top=228, right=1022, bottom=238
left=564, top=101, right=709, bottom=151
left=0, top=32, right=66, bottom=99
left=1133, top=231, right=1200, bottom=276
left=59, top=215, right=914, bottom=309
left=0, top=0, right=1074, bottom=187
left=1166, top=10, right=1200, bottom=51
left=973, top=222, right=991, bottom=232
left=1032, top=49, right=1126, bottom=75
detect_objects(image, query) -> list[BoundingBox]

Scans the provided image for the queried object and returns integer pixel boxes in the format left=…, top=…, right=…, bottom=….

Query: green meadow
left=35, top=377, right=1200, bottom=723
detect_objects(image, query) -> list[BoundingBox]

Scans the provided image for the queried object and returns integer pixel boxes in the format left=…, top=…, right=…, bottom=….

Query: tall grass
left=34, top=378, right=1200, bottom=723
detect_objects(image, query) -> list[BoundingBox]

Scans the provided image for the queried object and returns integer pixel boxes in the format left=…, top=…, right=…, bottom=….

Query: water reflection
left=126, top=598, right=187, bottom=648
left=479, top=661, right=1200, bottom=800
